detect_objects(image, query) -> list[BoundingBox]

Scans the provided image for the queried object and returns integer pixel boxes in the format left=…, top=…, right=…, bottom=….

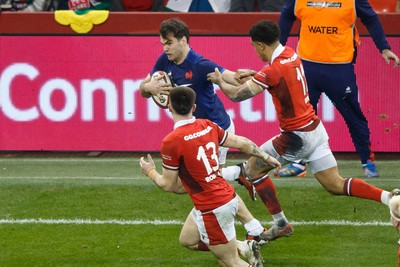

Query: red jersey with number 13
left=252, top=45, right=317, bottom=131
left=161, top=118, right=235, bottom=211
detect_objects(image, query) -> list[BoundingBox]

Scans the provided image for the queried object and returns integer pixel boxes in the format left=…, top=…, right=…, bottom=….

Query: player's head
left=160, top=18, right=190, bottom=43
left=160, top=18, right=190, bottom=64
left=249, top=20, right=280, bottom=62
left=249, top=20, right=280, bottom=45
left=169, top=86, right=196, bottom=116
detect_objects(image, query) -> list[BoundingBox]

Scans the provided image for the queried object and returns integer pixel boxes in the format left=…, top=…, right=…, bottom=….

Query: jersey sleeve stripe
left=220, top=131, right=228, bottom=146
left=162, top=163, right=179, bottom=171
left=252, top=77, right=269, bottom=89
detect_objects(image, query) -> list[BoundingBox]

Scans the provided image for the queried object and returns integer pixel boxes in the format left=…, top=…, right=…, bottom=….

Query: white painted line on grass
left=0, top=218, right=392, bottom=227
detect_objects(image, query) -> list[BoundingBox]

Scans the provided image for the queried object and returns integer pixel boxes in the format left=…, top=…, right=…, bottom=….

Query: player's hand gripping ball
left=151, top=71, right=173, bottom=109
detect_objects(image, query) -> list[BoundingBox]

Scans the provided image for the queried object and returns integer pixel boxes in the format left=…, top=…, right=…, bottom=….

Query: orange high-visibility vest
left=295, top=0, right=359, bottom=63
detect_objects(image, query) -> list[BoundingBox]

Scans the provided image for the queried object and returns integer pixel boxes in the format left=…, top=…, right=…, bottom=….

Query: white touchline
left=0, top=218, right=392, bottom=226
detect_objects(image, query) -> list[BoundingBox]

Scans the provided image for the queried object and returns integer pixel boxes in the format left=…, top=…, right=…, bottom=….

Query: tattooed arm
left=207, top=68, right=263, bottom=102
left=222, top=132, right=281, bottom=169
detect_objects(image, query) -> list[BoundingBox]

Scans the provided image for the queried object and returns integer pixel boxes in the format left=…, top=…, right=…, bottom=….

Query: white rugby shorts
left=191, top=195, right=238, bottom=245
left=260, top=121, right=337, bottom=174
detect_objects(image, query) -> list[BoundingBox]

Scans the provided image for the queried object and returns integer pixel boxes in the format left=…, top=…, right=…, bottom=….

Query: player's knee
left=315, top=172, right=345, bottom=195
left=325, top=187, right=343, bottom=196
left=324, top=178, right=346, bottom=195
left=178, top=235, right=190, bottom=248
left=178, top=235, right=199, bottom=250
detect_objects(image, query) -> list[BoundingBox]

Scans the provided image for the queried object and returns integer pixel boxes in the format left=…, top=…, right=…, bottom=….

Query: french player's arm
left=139, top=154, right=186, bottom=194
left=222, top=132, right=281, bottom=169
left=208, top=68, right=263, bottom=102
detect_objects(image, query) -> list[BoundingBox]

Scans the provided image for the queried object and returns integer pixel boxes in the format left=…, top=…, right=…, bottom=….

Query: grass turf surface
left=0, top=155, right=399, bottom=266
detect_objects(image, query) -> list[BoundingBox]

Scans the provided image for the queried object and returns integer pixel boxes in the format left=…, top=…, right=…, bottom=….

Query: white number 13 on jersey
left=197, top=142, right=219, bottom=175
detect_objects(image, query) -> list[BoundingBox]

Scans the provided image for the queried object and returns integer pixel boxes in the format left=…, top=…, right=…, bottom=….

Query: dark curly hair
left=160, top=18, right=190, bottom=43
left=249, top=20, right=280, bottom=45
left=170, top=86, right=196, bottom=115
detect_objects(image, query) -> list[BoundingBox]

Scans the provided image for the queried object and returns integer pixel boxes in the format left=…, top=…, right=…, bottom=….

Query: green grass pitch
left=0, top=154, right=399, bottom=266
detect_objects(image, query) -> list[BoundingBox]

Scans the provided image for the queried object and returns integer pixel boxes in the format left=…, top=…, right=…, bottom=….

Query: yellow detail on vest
left=54, top=10, right=109, bottom=34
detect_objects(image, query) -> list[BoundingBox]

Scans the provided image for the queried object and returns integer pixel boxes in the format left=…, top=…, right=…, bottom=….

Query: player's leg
left=181, top=206, right=263, bottom=266
left=196, top=196, right=259, bottom=266
left=179, top=208, right=207, bottom=251
left=243, top=139, right=293, bottom=241
left=306, top=130, right=390, bottom=205
left=208, top=238, right=253, bottom=267
left=235, top=194, right=267, bottom=240
left=217, top=121, right=265, bottom=238
left=319, top=63, right=377, bottom=177
left=311, top=156, right=391, bottom=204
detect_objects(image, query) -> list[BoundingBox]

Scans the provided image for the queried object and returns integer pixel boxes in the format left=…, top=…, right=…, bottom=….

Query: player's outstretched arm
left=223, top=133, right=281, bottom=170
left=208, top=68, right=262, bottom=102
left=234, top=69, right=257, bottom=84
left=220, top=69, right=243, bottom=86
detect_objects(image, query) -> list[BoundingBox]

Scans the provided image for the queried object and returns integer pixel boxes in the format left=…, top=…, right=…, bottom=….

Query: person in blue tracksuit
left=276, top=0, right=399, bottom=178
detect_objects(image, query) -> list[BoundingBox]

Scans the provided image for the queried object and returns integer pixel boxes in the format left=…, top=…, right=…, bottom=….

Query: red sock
left=343, top=178, right=383, bottom=202
left=253, top=175, right=282, bottom=215
left=198, top=241, right=210, bottom=251
left=397, top=241, right=400, bottom=267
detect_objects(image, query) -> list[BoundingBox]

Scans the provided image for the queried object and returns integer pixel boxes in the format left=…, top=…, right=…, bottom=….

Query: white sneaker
left=238, top=240, right=263, bottom=267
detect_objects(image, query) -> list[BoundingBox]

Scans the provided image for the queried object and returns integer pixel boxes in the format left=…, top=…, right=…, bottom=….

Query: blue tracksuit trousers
left=302, top=60, right=374, bottom=164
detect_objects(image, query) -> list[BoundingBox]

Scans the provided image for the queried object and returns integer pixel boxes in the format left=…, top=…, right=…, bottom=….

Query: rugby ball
left=390, top=195, right=400, bottom=229
left=151, top=71, right=173, bottom=109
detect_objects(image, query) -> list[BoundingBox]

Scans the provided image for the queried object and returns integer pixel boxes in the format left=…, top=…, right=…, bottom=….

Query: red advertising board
left=0, top=36, right=399, bottom=151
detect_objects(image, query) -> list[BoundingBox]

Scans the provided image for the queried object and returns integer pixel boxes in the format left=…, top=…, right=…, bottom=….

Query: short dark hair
left=170, top=86, right=196, bottom=115
left=249, top=20, right=280, bottom=46
left=160, top=18, right=190, bottom=43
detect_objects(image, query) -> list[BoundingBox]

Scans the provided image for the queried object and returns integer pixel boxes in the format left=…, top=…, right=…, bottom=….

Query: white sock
left=244, top=218, right=264, bottom=236
left=221, top=165, right=240, bottom=182
left=381, top=190, right=391, bottom=206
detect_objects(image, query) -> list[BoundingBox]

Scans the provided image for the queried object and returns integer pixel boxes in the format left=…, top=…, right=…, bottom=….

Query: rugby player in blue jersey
left=140, top=17, right=292, bottom=243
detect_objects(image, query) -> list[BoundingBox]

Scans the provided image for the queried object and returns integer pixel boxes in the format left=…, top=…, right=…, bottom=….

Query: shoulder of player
left=273, top=48, right=299, bottom=66
left=187, top=49, right=217, bottom=66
